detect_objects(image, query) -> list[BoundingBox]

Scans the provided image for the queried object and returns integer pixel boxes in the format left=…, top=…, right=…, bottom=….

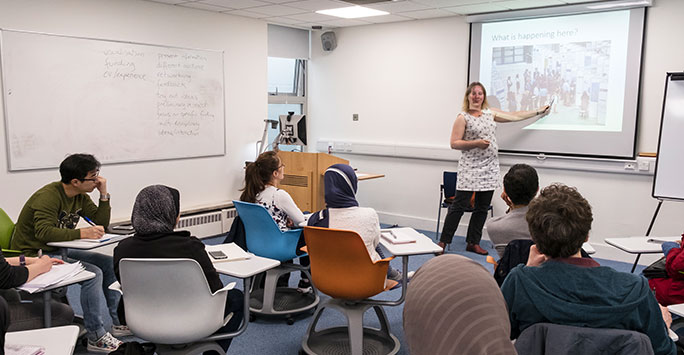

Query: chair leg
left=371, top=305, right=391, bottom=336
left=436, top=190, right=444, bottom=241
left=345, top=308, right=365, bottom=355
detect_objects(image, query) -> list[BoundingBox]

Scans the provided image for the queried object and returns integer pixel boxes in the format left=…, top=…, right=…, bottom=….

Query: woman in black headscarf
left=308, top=164, right=403, bottom=280
left=113, top=185, right=243, bottom=351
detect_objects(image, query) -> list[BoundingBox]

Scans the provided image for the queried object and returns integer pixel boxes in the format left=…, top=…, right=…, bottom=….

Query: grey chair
left=515, top=323, right=654, bottom=355
left=110, top=258, right=237, bottom=354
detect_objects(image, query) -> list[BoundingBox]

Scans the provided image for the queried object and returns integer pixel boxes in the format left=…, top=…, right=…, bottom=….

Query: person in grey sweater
left=485, top=164, right=538, bottom=256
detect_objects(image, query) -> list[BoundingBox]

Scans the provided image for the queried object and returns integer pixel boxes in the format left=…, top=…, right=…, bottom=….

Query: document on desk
left=380, top=228, right=420, bottom=244
left=78, top=233, right=131, bottom=243
left=5, top=344, right=45, bottom=355
left=18, top=262, right=85, bottom=293
left=206, top=243, right=251, bottom=263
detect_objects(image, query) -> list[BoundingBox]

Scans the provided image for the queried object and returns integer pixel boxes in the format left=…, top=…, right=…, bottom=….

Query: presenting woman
left=438, top=82, right=549, bottom=255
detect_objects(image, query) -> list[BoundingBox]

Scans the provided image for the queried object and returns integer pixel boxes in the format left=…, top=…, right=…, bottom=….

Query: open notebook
left=206, top=243, right=251, bottom=262
left=380, top=227, right=420, bottom=244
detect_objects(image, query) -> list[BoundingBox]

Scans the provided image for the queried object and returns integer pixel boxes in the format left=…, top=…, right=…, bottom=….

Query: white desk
left=5, top=325, right=80, bottom=355
left=47, top=234, right=131, bottom=251
left=605, top=236, right=679, bottom=273
left=204, top=243, right=280, bottom=341
left=378, top=229, right=441, bottom=305
left=582, top=242, right=596, bottom=255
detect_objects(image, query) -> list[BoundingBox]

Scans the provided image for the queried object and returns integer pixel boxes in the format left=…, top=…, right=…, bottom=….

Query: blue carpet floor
left=71, top=227, right=646, bottom=354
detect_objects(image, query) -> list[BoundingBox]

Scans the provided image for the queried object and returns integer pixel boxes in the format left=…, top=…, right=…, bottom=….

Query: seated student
left=485, top=164, right=538, bottom=257
left=0, top=251, right=72, bottom=345
left=649, top=236, right=684, bottom=306
left=307, top=164, right=403, bottom=282
left=403, top=254, right=516, bottom=355
left=10, top=153, right=126, bottom=352
left=113, top=185, right=244, bottom=352
left=240, top=150, right=310, bottom=291
left=240, top=151, right=305, bottom=230
left=501, top=184, right=676, bottom=355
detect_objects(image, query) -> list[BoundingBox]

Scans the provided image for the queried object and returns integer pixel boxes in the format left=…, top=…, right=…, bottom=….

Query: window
left=266, top=57, right=306, bottom=152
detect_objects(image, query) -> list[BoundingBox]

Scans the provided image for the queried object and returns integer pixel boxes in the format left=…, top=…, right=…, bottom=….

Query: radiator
left=222, top=208, right=238, bottom=233
left=175, top=209, right=232, bottom=239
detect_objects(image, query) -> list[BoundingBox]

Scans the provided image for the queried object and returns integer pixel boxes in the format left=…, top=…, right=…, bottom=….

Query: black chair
left=515, top=323, right=654, bottom=355
left=435, top=171, right=493, bottom=242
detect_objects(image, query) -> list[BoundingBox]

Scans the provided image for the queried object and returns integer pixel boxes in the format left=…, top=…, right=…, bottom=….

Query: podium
left=277, top=151, right=348, bottom=212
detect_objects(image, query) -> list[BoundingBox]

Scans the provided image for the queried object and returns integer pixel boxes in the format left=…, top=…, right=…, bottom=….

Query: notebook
left=380, top=228, right=419, bottom=244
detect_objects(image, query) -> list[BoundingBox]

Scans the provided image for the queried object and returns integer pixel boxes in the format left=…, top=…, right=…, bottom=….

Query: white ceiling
left=144, top=0, right=610, bottom=30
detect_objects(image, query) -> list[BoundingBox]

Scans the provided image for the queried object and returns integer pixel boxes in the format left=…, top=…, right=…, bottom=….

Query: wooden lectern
left=277, top=151, right=348, bottom=212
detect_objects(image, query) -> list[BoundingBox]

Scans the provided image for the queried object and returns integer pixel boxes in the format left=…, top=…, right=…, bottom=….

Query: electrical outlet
left=624, top=162, right=636, bottom=170
left=352, top=113, right=359, bottom=121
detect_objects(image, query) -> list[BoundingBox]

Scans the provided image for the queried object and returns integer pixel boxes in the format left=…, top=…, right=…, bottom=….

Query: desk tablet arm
left=109, top=281, right=122, bottom=295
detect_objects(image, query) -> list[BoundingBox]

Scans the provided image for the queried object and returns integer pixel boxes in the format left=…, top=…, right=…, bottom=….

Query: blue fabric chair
left=435, top=172, right=493, bottom=245
left=232, top=201, right=319, bottom=324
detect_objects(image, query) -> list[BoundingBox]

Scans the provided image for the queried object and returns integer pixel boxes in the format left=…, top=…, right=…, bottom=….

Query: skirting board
left=376, top=210, right=661, bottom=266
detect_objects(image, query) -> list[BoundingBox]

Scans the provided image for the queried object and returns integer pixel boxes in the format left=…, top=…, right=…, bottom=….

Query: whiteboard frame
left=652, top=72, right=684, bottom=201
left=0, top=28, right=226, bottom=171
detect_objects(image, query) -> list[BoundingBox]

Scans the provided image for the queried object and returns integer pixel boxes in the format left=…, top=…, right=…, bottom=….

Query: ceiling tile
left=494, top=0, right=565, bottom=10
left=285, top=0, right=349, bottom=11
left=267, top=16, right=307, bottom=24
left=367, top=1, right=430, bottom=13
left=363, top=14, right=414, bottom=23
left=284, top=11, right=338, bottom=22
left=246, top=4, right=310, bottom=15
left=178, top=2, right=232, bottom=11
left=443, top=2, right=509, bottom=14
left=199, top=0, right=270, bottom=9
left=223, top=8, right=271, bottom=17
left=411, top=0, right=485, bottom=8
left=146, top=0, right=194, bottom=4
left=400, top=8, right=455, bottom=19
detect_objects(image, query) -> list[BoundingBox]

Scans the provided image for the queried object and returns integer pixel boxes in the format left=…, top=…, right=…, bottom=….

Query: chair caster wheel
left=286, top=317, right=295, bottom=325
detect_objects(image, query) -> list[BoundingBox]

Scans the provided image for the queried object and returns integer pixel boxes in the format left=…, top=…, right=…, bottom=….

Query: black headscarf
left=324, top=164, right=358, bottom=208
left=131, top=185, right=180, bottom=235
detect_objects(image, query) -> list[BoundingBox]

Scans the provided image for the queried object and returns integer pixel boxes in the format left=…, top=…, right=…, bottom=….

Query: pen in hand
left=38, top=249, right=42, bottom=258
left=82, top=216, right=96, bottom=226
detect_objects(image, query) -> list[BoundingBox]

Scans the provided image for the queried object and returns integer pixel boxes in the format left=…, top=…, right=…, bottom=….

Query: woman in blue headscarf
left=308, top=164, right=402, bottom=280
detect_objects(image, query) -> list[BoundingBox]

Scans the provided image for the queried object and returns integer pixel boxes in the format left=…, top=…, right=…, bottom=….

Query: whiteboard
left=0, top=29, right=225, bottom=171
left=653, top=73, right=684, bottom=200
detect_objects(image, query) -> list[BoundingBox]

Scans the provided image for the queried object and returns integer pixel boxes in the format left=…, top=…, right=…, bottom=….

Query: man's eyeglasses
left=79, top=171, right=100, bottom=182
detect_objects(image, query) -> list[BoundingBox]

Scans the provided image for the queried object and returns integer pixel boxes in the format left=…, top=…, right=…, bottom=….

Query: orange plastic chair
left=301, top=226, right=401, bottom=355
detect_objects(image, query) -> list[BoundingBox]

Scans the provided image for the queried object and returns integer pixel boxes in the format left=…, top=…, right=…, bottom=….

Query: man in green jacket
left=11, top=154, right=128, bottom=353
left=501, top=183, right=676, bottom=355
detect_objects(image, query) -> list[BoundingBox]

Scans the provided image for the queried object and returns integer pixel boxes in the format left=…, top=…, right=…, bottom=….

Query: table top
left=206, top=244, right=280, bottom=278
left=47, top=234, right=131, bottom=250
left=605, top=236, right=680, bottom=254
left=5, top=325, right=80, bottom=354
left=379, top=229, right=442, bottom=256
left=582, top=242, right=596, bottom=255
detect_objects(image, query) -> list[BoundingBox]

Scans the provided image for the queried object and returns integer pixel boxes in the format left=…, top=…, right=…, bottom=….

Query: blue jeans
left=52, top=250, right=121, bottom=340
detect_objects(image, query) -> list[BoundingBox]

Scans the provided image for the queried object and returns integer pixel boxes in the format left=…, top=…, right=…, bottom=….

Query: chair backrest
left=0, top=208, right=15, bottom=250
left=515, top=323, right=654, bottom=355
left=232, top=200, right=303, bottom=262
left=443, top=172, right=458, bottom=200
left=303, top=226, right=389, bottom=300
left=118, top=258, right=228, bottom=344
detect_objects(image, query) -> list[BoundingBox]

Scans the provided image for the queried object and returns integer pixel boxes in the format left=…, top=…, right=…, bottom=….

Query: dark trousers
left=216, top=289, right=245, bottom=351
left=439, top=190, right=494, bottom=245
left=0, top=296, right=8, bottom=350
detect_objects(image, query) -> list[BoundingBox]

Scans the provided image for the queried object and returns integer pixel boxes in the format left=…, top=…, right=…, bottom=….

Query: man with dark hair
left=11, top=153, right=127, bottom=352
left=485, top=164, right=538, bottom=256
left=501, top=184, right=676, bottom=355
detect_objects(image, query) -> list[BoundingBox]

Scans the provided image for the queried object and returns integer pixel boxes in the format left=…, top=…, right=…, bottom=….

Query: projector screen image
left=469, top=8, right=645, bottom=158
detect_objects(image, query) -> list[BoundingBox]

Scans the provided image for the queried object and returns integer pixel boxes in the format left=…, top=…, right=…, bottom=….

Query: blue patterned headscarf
left=324, top=164, right=358, bottom=208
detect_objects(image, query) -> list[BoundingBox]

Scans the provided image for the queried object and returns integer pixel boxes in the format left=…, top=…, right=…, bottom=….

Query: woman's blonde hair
left=462, top=82, right=489, bottom=112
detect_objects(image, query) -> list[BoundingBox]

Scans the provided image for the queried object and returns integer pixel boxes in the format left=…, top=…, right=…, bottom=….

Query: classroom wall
left=0, top=0, right=266, bottom=221
left=308, top=0, right=684, bottom=264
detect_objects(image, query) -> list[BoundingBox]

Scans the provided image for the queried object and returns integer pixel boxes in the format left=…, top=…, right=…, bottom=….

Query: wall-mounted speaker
left=321, top=31, right=337, bottom=52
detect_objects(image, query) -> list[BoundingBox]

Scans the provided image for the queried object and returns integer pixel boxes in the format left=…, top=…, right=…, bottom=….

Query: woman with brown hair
left=438, top=82, right=549, bottom=255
